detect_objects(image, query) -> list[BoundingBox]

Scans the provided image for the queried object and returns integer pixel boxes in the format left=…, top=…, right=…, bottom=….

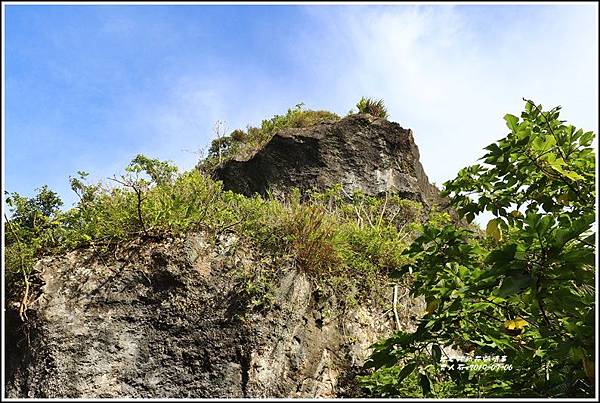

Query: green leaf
left=485, top=243, right=517, bottom=266
left=579, top=131, right=595, bottom=146
left=496, top=272, right=532, bottom=297
left=552, top=214, right=595, bottom=249
left=363, top=347, right=400, bottom=369
left=560, top=248, right=595, bottom=267
left=561, top=170, right=584, bottom=181
left=486, top=219, right=502, bottom=241
left=569, top=346, right=585, bottom=363
left=419, top=373, right=433, bottom=396
left=532, top=134, right=557, bottom=152
left=504, top=114, right=519, bottom=131
left=545, top=155, right=566, bottom=169
left=397, top=362, right=418, bottom=383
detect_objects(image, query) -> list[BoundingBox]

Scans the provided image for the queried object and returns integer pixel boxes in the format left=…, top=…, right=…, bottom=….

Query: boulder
left=212, top=113, right=440, bottom=205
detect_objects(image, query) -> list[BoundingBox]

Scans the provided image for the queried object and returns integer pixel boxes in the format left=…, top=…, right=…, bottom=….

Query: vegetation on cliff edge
left=200, top=97, right=389, bottom=171
left=5, top=156, right=431, bottom=319
left=200, top=103, right=340, bottom=171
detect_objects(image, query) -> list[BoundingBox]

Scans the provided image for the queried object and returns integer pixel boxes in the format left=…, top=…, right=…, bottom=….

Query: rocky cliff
left=212, top=113, right=440, bottom=205
left=5, top=112, right=437, bottom=398
left=6, top=231, right=423, bottom=398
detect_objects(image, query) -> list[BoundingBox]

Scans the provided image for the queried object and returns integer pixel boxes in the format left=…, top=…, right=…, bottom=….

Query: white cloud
left=299, top=4, right=598, bottom=190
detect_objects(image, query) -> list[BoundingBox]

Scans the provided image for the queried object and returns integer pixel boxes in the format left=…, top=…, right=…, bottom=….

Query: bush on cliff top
left=201, top=98, right=390, bottom=172
left=355, top=97, right=389, bottom=119
left=201, top=103, right=340, bottom=171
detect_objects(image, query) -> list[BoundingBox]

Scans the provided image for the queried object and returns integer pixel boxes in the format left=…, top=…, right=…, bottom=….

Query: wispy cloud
left=126, top=3, right=598, bottom=192
left=297, top=4, right=598, bottom=187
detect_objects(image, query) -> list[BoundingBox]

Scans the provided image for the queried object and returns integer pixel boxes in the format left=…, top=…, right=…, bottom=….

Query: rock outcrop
left=212, top=113, right=440, bottom=205
left=5, top=112, right=437, bottom=398
left=6, top=232, right=423, bottom=398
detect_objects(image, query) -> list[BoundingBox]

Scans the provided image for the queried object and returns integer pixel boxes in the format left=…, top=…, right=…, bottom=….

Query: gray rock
left=212, top=113, right=440, bottom=205
left=5, top=232, right=424, bottom=398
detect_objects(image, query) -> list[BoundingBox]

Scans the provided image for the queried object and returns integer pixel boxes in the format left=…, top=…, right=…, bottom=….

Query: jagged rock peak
left=211, top=113, right=439, bottom=204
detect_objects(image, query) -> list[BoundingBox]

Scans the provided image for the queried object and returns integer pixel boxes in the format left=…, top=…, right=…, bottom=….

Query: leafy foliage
left=4, top=186, right=65, bottom=311
left=5, top=185, right=63, bottom=233
left=356, top=97, right=389, bottom=119
left=360, top=99, right=596, bottom=397
left=7, top=99, right=590, bottom=398
left=259, top=102, right=339, bottom=135
left=127, top=154, right=178, bottom=185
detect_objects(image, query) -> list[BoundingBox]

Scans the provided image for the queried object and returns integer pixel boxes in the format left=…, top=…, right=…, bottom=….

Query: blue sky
left=3, top=3, right=598, bottom=211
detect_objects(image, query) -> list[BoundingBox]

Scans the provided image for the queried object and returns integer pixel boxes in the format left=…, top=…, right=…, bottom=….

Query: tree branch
left=108, top=176, right=148, bottom=236
left=523, top=98, right=568, bottom=162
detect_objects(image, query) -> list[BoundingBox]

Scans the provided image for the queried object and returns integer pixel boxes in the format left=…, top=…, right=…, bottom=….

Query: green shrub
left=283, top=203, right=340, bottom=274
left=356, top=97, right=389, bottom=119
left=259, top=103, right=339, bottom=135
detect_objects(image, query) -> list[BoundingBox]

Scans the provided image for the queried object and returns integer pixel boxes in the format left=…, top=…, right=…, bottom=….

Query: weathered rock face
left=6, top=232, right=423, bottom=398
left=212, top=113, right=440, bottom=204
left=5, top=113, right=438, bottom=398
